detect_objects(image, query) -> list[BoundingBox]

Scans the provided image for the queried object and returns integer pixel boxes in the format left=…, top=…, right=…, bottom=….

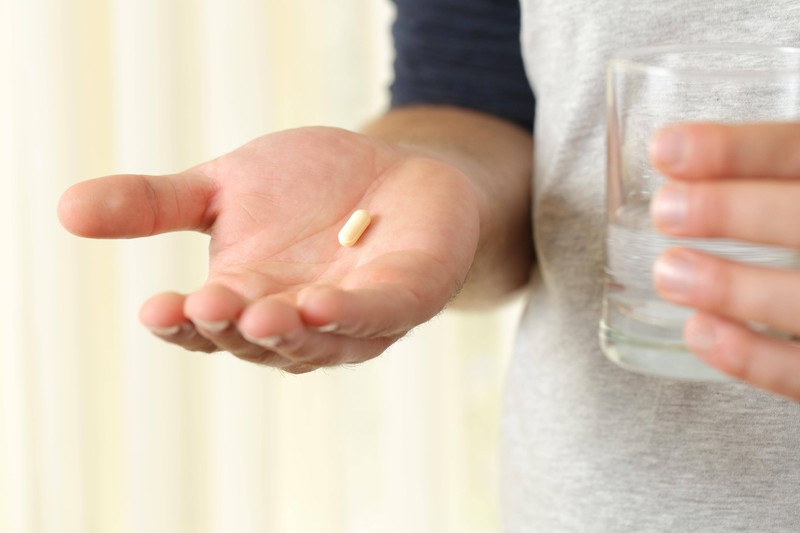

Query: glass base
left=599, top=322, right=730, bottom=382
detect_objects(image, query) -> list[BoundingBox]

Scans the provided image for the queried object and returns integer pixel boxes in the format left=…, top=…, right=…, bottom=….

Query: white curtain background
left=0, top=1, right=524, bottom=532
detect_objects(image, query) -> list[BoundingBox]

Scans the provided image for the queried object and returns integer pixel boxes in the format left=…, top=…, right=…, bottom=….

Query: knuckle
left=690, top=183, right=729, bottom=237
left=721, top=327, right=787, bottom=395
left=703, top=261, right=774, bottom=330
left=137, top=175, right=161, bottom=236
left=746, top=286, right=780, bottom=330
left=742, top=349, right=785, bottom=395
left=716, top=326, right=753, bottom=379
left=713, top=265, right=799, bottom=335
left=702, top=125, right=734, bottom=177
left=695, top=256, right=731, bottom=311
left=714, top=262, right=749, bottom=316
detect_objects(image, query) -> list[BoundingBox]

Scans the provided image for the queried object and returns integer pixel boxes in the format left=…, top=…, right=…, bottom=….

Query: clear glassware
left=600, top=44, right=800, bottom=380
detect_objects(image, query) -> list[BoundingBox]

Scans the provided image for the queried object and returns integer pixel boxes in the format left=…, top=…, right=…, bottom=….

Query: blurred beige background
left=0, top=1, right=523, bottom=532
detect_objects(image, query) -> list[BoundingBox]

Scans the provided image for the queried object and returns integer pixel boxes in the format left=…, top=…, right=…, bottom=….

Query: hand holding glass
left=600, top=44, right=800, bottom=380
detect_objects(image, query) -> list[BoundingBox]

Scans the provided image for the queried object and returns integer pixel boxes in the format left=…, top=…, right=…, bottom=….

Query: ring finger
left=654, top=248, right=800, bottom=336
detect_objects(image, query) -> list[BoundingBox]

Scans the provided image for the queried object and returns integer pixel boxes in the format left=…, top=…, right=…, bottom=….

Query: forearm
left=363, top=105, right=534, bottom=307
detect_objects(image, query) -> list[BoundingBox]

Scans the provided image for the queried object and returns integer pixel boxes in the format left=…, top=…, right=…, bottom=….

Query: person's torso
left=502, top=2, right=800, bottom=531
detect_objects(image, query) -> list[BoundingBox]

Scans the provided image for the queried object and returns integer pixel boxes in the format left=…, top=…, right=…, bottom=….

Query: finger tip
left=684, top=313, right=747, bottom=378
left=183, top=284, right=245, bottom=322
left=57, top=182, right=99, bottom=237
left=297, top=286, right=343, bottom=327
left=139, top=292, right=187, bottom=328
left=58, top=175, right=173, bottom=239
left=650, top=129, right=687, bottom=173
left=57, top=177, right=140, bottom=238
left=239, top=296, right=302, bottom=339
left=684, top=312, right=719, bottom=352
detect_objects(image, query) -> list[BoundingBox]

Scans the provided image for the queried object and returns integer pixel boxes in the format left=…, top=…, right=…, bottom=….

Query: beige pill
left=338, top=209, right=371, bottom=247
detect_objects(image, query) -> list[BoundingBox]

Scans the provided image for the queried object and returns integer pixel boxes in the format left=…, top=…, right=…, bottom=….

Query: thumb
left=58, top=172, right=218, bottom=238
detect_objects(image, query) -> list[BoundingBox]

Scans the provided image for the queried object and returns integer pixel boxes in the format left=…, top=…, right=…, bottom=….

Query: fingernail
left=315, top=323, right=338, bottom=333
left=685, top=315, right=717, bottom=351
left=651, top=128, right=688, bottom=170
left=651, top=184, right=688, bottom=231
left=150, top=325, right=181, bottom=336
left=242, top=333, right=283, bottom=349
left=653, top=252, right=696, bottom=298
left=194, top=319, right=231, bottom=333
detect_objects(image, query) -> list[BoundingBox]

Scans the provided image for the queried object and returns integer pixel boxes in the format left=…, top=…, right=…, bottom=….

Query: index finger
left=650, top=122, right=800, bottom=180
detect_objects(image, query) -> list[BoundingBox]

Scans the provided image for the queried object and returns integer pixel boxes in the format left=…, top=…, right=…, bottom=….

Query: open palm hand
left=59, top=127, right=480, bottom=372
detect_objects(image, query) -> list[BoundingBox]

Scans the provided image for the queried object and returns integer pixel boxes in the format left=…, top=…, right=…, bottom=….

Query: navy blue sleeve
left=390, top=0, right=535, bottom=131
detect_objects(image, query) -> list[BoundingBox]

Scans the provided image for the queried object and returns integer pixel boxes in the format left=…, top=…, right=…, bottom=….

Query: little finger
left=685, top=312, right=800, bottom=402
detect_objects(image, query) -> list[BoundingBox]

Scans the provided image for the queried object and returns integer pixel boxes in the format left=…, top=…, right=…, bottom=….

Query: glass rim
left=608, top=43, right=800, bottom=79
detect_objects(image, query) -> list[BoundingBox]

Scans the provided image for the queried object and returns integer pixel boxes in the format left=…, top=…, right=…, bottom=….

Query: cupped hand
left=58, top=127, right=480, bottom=373
left=649, top=122, right=800, bottom=400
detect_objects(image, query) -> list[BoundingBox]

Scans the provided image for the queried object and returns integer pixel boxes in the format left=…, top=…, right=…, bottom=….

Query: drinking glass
left=600, top=44, right=800, bottom=380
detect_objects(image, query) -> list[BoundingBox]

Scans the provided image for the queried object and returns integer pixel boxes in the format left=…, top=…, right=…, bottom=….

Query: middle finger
left=652, top=180, right=800, bottom=248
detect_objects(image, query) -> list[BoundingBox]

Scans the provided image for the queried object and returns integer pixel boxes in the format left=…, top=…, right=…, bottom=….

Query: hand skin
left=650, top=122, right=800, bottom=401
left=58, top=107, right=534, bottom=373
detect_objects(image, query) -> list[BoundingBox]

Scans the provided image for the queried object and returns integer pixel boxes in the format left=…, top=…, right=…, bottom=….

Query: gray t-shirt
left=502, top=1, right=800, bottom=531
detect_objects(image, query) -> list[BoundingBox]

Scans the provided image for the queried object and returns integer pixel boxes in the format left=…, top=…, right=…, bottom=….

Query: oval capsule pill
left=338, top=209, right=371, bottom=247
